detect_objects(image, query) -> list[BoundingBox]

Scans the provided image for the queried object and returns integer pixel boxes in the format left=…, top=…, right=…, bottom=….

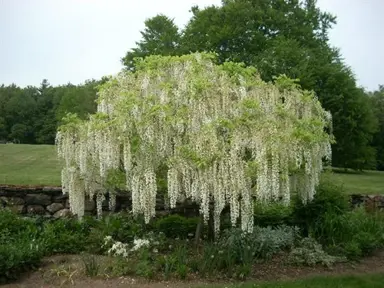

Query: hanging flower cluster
left=56, top=53, right=333, bottom=232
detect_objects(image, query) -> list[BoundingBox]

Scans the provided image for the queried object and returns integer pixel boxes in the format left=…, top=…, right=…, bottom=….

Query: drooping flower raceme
left=56, top=53, right=333, bottom=233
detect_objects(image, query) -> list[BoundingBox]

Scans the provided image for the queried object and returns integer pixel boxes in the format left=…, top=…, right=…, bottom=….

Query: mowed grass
left=0, top=144, right=61, bottom=186
left=203, top=273, right=384, bottom=288
left=332, top=169, right=384, bottom=195
left=0, top=144, right=383, bottom=194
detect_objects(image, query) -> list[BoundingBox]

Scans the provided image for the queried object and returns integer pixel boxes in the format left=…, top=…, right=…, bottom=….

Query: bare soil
left=4, top=251, right=384, bottom=288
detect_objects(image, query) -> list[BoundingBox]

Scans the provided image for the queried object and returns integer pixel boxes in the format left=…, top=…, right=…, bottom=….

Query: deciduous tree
left=121, top=0, right=377, bottom=169
left=370, top=86, right=384, bottom=170
left=121, top=15, right=182, bottom=71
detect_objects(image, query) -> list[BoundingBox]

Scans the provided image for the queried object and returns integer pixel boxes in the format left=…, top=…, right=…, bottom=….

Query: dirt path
left=4, top=251, right=384, bottom=288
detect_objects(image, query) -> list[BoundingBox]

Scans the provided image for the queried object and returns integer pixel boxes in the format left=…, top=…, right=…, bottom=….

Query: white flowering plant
left=56, top=53, right=333, bottom=233
left=102, top=231, right=166, bottom=259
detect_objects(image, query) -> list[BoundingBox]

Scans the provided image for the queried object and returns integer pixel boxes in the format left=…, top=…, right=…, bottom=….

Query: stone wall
left=350, top=194, right=384, bottom=211
left=0, top=185, right=383, bottom=218
left=0, top=185, right=199, bottom=218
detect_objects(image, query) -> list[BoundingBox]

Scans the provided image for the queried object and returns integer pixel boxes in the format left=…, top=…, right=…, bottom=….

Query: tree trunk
left=207, top=208, right=215, bottom=241
left=194, top=214, right=204, bottom=247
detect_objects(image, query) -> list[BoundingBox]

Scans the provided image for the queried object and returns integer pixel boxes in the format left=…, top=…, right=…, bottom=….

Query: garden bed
left=5, top=251, right=384, bottom=288
left=2, top=178, right=384, bottom=287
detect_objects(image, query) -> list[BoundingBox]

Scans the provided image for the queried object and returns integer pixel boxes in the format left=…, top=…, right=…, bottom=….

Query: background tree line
left=0, top=0, right=383, bottom=171
left=0, top=78, right=107, bottom=145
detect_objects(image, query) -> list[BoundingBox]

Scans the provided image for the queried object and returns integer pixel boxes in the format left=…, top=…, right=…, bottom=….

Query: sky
left=0, top=0, right=382, bottom=91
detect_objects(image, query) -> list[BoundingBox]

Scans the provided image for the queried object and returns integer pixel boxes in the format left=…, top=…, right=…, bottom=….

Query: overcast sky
left=0, top=0, right=382, bottom=91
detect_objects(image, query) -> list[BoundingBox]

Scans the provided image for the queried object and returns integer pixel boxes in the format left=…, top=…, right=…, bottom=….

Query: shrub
left=154, top=214, right=199, bottom=239
left=291, top=174, right=384, bottom=259
left=94, top=213, right=149, bottom=244
left=39, top=218, right=91, bottom=254
left=254, top=202, right=293, bottom=227
left=289, top=237, right=342, bottom=267
left=199, top=225, right=299, bottom=276
left=0, top=210, right=46, bottom=283
left=314, top=208, right=384, bottom=259
left=80, top=213, right=151, bottom=254
left=85, top=227, right=108, bottom=254
left=291, top=174, right=349, bottom=236
left=0, top=237, right=44, bottom=283
left=250, top=225, right=299, bottom=259
left=0, top=209, right=39, bottom=241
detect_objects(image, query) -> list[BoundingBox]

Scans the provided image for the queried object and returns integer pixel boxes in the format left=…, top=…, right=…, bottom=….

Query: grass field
left=0, top=144, right=383, bottom=194
left=205, top=273, right=384, bottom=288
left=0, top=144, right=61, bottom=186
left=333, top=169, right=384, bottom=194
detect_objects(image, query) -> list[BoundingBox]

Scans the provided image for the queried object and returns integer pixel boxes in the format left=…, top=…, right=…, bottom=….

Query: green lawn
left=0, top=144, right=61, bottom=186
left=332, top=169, right=384, bottom=195
left=0, top=144, right=383, bottom=194
left=203, top=273, right=384, bottom=288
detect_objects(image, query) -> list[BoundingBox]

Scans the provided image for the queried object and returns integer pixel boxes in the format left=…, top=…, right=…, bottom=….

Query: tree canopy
left=122, top=15, right=182, bottom=71
left=370, top=86, right=384, bottom=170
left=0, top=79, right=106, bottom=144
left=120, top=0, right=379, bottom=170
left=56, top=53, right=332, bottom=232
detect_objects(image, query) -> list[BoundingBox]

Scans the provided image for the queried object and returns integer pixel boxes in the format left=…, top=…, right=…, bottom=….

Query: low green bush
left=254, top=202, right=293, bottom=227
left=226, top=225, right=298, bottom=260
left=291, top=175, right=349, bottom=236
left=84, top=213, right=152, bottom=254
left=198, top=225, right=299, bottom=277
left=39, top=218, right=92, bottom=254
left=314, top=208, right=384, bottom=259
left=289, top=237, right=343, bottom=267
left=96, top=213, right=149, bottom=242
left=0, top=210, right=44, bottom=283
left=253, top=174, right=349, bottom=233
left=0, top=237, right=44, bottom=283
left=154, top=214, right=199, bottom=239
left=289, top=174, right=384, bottom=259
left=0, top=209, right=40, bottom=241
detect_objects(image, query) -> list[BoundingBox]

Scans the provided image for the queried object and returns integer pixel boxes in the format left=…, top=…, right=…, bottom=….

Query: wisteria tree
left=56, top=53, right=333, bottom=233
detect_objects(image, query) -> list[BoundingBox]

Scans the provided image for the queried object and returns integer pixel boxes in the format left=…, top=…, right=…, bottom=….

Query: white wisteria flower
left=56, top=53, right=333, bottom=233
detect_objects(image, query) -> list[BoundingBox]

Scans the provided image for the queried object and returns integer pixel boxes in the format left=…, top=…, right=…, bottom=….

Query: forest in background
left=0, top=0, right=383, bottom=171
